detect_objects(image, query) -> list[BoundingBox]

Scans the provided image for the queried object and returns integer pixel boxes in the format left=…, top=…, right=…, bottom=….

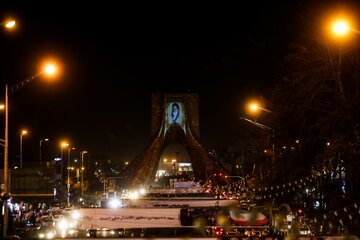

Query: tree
left=270, top=24, right=360, bottom=223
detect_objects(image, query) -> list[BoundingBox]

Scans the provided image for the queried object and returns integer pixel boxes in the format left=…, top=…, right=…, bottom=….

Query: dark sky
left=0, top=1, right=341, bottom=164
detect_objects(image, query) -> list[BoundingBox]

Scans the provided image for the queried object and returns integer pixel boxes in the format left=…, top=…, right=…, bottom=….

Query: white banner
left=78, top=208, right=181, bottom=230
left=124, top=199, right=237, bottom=208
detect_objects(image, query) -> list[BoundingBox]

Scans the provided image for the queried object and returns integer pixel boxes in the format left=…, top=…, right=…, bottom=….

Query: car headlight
left=46, top=231, right=55, bottom=239
left=39, top=230, right=55, bottom=239
left=57, top=219, right=68, bottom=230
left=72, top=210, right=80, bottom=220
left=108, top=198, right=122, bottom=208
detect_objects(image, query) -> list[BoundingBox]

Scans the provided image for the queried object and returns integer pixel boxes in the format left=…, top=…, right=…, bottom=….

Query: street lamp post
left=39, top=138, right=49, bottom=164
left=240, top=116, right=275, bottom=163
left=246, top=102, right=275, bottom=162
left=80, top=150, right=87, bottom=197
left=1, top=19, right=16, bottom=239
left=2, top=63, right=58, bottom=238
left=60, top=142, right=69, bottom=181
left=330, top=19, right=360, bottom=103
left=19, top=130, right=28, bottom=168
left=67, top=147, right=75, bottom=206
left=103, top=177, right=123, bottom=195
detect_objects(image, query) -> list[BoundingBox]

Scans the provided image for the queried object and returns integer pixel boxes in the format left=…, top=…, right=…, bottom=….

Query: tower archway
left=125, top=93, right=228, bottom=187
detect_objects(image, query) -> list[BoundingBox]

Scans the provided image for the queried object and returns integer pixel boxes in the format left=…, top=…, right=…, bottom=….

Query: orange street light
left=80, top=150, right=87, bottom=196
left=332, top=20, right=350, bottom=36
left=1, top=19, right=16, bottom=29
left=330, top=18, right=360, bottom=37
left=247, top=101, right=271, bottom=114
left=44, top=64, right=56, bottom=75
left=60, top=142, right=69, bottom=180
left=5, top=20, right=15, bottom=29
left=67, top=147, right=76, bottom=206
left=2, top=58, right=60, bottom=238
left=39, top=60, right=61, bottom=80
left=20, top=130, right=28, bottom=168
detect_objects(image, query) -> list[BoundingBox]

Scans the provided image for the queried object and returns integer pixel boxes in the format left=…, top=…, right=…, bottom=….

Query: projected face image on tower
left=165, top=102, right=186, bottom=135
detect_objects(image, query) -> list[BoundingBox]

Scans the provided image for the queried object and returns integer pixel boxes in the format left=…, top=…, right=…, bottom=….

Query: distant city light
left=128, top=191, right=139, bottom=199
left=139, top=188, right=146, bottom=195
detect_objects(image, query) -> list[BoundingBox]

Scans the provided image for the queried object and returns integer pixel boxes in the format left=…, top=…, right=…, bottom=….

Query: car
left=299, top=226, right=314, bottom=236
left=244, top=229, right=262, bottom=237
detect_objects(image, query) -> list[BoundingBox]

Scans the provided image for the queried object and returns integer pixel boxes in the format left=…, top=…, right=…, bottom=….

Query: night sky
left=0, top=1, right=348, bottom=164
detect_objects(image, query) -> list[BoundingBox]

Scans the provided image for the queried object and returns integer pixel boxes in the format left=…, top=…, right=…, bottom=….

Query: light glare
left=249, top=103, right=259, bottom=112
left=332, top=20, right=350, bottom=36
left=72, top=211, right=80, bottom=220
left=5, top=20, right=15, bottom=28
left=44, top=64, right=56, bottom=75
left=139, top=188, right=146, bottom=195
left=47, top=231, right=55, bottom=239
left=108, top=198, right=122, bottom=208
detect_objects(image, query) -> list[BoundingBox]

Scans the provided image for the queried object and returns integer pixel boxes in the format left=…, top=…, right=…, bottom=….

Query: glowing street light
left=19, top=130, right=28, bottom=168
left=80, top=150, right=88, bottom=196
left=60, top=142, right=69, bottom=180
left=67, top=147, right=76, bottom=206
left=1, top=19, right=16, bottom=30
left=330, top=18, right=360, bottom=37
left=44, top=64, right=56, bottom=75
left=248, top=101, right=271, bottom=114
left=5, top=20, right=15, bottom=29
left=242, top=100, right=275, bottom=166
left=1, top=17, right=16, bottom=239
left=332, top=20, right=350, bottom=36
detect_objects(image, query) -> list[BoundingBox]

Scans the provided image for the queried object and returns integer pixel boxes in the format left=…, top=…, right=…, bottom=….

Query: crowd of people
left=7, top=200, right=61, bottom=231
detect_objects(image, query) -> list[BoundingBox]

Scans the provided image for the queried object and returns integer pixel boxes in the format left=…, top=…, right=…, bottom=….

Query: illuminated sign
left=178, top=163, right=191, bottom=166
left=165, top=101, right=186, bottom=135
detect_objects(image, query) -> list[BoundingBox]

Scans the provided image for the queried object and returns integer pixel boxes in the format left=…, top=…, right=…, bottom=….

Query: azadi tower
left=125, top=93, right=228, bottom=187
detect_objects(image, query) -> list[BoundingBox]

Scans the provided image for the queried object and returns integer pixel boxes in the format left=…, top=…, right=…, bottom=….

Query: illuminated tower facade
left=125, top=93, right=228, bottom=186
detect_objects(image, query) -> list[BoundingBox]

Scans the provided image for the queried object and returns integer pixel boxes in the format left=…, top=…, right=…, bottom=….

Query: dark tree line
left=215, top=3, right=360, bottom=234
left=261, top=15, right=360, bottom=235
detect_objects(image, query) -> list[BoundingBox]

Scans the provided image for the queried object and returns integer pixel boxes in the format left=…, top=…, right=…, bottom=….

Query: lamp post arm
left=240, top=116, right=273, bottom=131
left=259, top=107, right=271, bottom=113
left=8, top=72, right=42, bottom=95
